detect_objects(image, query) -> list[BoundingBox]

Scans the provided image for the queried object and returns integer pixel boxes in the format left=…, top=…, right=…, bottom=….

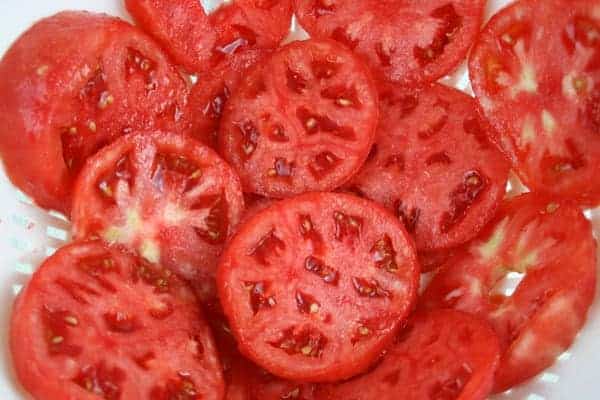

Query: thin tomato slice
left=218, top=192, right=420, bottom=382
left=190, top=49, right=268, bottom=147
left=318, top=310, right=500, bottom=400
left=71, top=132, right=244, bottom=305
left=347, top=83, right=509, bottom=251
left=219, top=39, right=378, bottom=197
left=421, top=193, right=597, bottom=392
left=10, top=241, right=224, bottom=399
left=294, top=0, right=485, bottom=86
left=0, top=12, right=192, bottom=214
left=469, top=0, right=600, bottom=205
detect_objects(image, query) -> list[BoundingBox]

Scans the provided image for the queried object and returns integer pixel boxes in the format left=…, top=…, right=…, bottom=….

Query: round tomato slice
left=125, top=0, right=218, bottom=73
left=219, top=39, right=378, bottom=197
left=318, top=310, right=500, bottom=400
left=190, top=49, right=268, bottom=147
left=346, top=83, right=510, bottom=251
left=469, top=0, right=600, bottom=205
left=71, top=132, right=244, bottom=305
left=0, top=11, right=192, bottom=215
left=10, top=241, right=224, bottom=399
left=421, top=193, right=597, bottom=392
left=294, top=0, right=485, bottom=86
left=217, top=192, right=420, bottom=382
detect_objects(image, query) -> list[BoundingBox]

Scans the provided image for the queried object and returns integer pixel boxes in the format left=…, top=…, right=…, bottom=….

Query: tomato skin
left=10, top=241, right=225, bottom=400
left=219, top=39, right=379, bottom=198
left=294, top=0, right=485, bottom=86
left=0, top=11, right=192, bottom=215
left=218, top=192, right=419, bottom=382
left=71, top=131, right=245, bottom=306
left=420, top=193, right=597, bottom=392
left=318, top=309, right=500, bottom=400
left=125, top=0, right=217, bottom=73
left=469, top=0, right=600, bottom=205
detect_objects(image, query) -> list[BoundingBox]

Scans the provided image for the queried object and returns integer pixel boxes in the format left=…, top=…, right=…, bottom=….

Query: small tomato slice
left=218, top=192, right=420, bottom=382
left=10, top=241, right=224, bottom=399
left=421, top=193, right=597, bottom=392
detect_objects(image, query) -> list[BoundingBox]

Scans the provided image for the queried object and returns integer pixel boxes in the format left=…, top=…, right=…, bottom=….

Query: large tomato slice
left=10, top=241, right=224, bottom=399
left=217, top=192, right=420, bottom=382
left=294, top=0, right=485, bottom=86
left=469, top=0, right=600, bottom=205
left=190, top=49, right=268, bottom=147
left=421, top=193, right=597, bottom=392
left=125, top=0, right=218, bottom=73
left=219, top=39, right=378, bottom=197
left=0, top=11, right=192, bottom=215
left=318, top=310, right=500, bottom=400
left=346, top=83, right=510, bottom=251
left=71, top=132, right=244, bottom=305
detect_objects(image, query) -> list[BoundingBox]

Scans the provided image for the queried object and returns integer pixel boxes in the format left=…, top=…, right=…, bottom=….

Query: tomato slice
left=71, top=132, right=244, bottom=305
left=219, top=39, right=378, bottom=197
left=294, top=0, right=485, bottom=86
left=346, top=83, right=510, bottom=251
left=125, top=0, right=218, bottom=73
left=318, top=309, right=500, bottom=400
left=218, top=192, right=420, bottom=382
left=190, top=49, right=268, bottom=147
left=0, top=12, right=192, bottom=215
left=10, top=241, right=224, bottom=399
left=469, top=0, right=600, bottom=205
left=421, top=193, right=597, bottom=392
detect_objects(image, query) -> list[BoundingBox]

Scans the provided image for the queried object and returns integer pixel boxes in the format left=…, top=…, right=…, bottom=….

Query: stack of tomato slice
left=0, top=0, right=598, bottom=399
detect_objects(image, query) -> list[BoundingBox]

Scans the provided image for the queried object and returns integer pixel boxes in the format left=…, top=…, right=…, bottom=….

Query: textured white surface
left=0, top=0, right=598, bottom=399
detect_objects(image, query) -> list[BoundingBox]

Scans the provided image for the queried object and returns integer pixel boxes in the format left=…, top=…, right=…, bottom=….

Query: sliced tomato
left=319, top=309, right=500, bottom=400
left=219, top=39, right=378, bottom=197
left=294, top=0, right=485, bottom=85
left=190, top=49, right=268, bottom=147
left=419, top=249, right=455, bottom=273
left=217, top=192, right=420, bottom=382
left=125, top=0, right=217, bottom=73
left=0, top=12, right=192, bottom=215
left=10, top=241, right=224, bottom=399
left=469, top=0, right=600, bottom=205
left=71, top=132, right=244, bottom=305
left=421, top=193, right=597, bottom=392
left=210, top=0, right=293, bottom=55
left=346, top=83, right=509, bottom=251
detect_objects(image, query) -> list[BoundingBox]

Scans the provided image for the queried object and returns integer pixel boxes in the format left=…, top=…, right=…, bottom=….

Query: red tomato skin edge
left=216, top=192, right=421, bottom=382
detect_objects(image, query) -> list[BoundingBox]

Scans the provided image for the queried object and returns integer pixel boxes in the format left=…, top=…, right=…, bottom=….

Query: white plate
left=0, top=1, right=598, bottom=399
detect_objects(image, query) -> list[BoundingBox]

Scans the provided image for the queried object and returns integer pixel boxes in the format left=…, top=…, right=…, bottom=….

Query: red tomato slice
left=419, top=249, right=455, bottom=273
left=346, top=83, right=510, bottom=251
left=294, top=0, right=485, bottom=86
left=190, top=49, right=268, bottom=147
left=125, top=0, right=217, bottom=73
left=318, top=310, right=500, bottom=400
left=0, top=12, right=192, bottom=215
left=210, top=0, right=293, bottom=55
left=10, top=241, right=224, bottom=399
left=71, top=132, right=244, bottom=305
left=469, top=0, right=600, bottom=205
left=218, top=192, right=420, bottom=382
left=421, top=193, right=597, bottom=392
left=219, top=39, right=378, bottom=197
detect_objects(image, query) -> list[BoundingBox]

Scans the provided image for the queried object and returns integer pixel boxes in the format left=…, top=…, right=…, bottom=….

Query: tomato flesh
left=347, top=83, right=509, bottom=251
left=10, top=241, right=224, bottom=400
left=469, top=0, right=600, bottom=205
left=71, top=132, right=244, bottom=305
left=218, top=192, right=419, bottom=382
left=219, top=39, right=378, bottom=197
left=0, top=11, right=192, bottom=214
left=294, top=0, right=485, bottom=85
left=318, top=310, right=500, bottom=400
left=421, top=193, right=597, bottom=392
